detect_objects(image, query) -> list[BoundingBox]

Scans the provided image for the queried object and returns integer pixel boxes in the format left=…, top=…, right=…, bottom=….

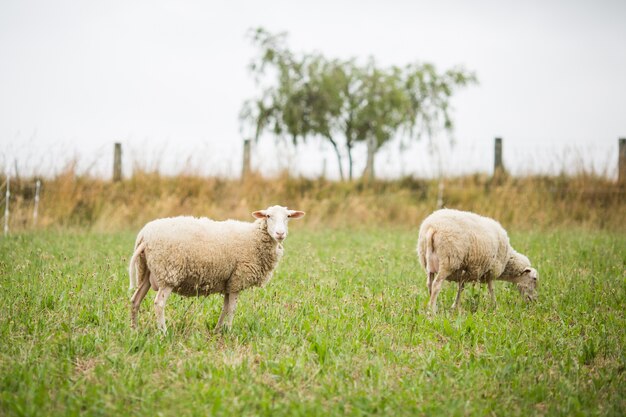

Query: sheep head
left=514, top=267, right=538, bottom=301
left=502, top=251, right=538, bottom=301
left=252, top=205, right=305, bottom=243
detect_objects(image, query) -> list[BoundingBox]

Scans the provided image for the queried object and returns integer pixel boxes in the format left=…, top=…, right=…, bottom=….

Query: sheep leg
left=428, top=272, right=448, bottom=314
left=154, top=287, right=173, bottom=334
left=427, top=272, right=435, bottom=296
left=451, top=281, right=465, bottom=310
left=130, top=278, right=151, bottom=328
left=487, top=280, right=497, bottom=306
left=222, top=292, right=240, bottom=330
left=215, top=293, right=230, bottom=331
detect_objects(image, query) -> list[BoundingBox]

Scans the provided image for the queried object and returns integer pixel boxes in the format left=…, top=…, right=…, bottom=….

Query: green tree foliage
left=240, top=27, right=477, bottom=180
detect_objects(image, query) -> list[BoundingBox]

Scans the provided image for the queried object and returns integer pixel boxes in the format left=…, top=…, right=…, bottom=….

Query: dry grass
left=3, top=166, right=624, bottom=232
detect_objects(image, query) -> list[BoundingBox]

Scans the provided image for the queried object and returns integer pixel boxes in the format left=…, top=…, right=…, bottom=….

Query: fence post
left=242, top=139, right=251, bottom=179
left=494, top=137, right=503, bottom=175
left=113, top=142, right=122, bottom=182
left=617, top=138, right=626, bottom=183
left=3, top=173, right=9, bottom=236
left=33, top=179, right=41, bottom=226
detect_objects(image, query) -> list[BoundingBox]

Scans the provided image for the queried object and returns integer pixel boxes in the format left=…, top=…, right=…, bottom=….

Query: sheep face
left=514, top=267, right=538, bottom=301
left=252, top=205, right=305, bottom=243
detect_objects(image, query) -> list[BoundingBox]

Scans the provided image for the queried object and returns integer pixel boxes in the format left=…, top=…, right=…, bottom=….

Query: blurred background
left=1, top=0, right=624, bottom=179
left=0, top=0, right=625, bottom=232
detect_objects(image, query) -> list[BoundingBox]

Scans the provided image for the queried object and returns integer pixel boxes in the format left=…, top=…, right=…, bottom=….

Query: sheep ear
left=524, top=267, right=538, bottom=280
left=288, top=210, right=305, bottom=219
left=252, top=210, right=268, bottom=219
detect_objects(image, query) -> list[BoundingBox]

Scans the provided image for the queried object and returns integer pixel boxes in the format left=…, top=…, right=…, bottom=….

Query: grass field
left=0, top=227, right=624, bottom=416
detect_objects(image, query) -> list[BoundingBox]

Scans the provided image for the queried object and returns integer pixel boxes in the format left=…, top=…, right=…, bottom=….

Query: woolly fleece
left=134, top=216, right=281, bottom=297
left=417, top=208, right=532, bottom=283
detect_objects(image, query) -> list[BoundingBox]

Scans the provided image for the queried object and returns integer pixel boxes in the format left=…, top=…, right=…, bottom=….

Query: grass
left=0, top=227, right=624, bottom=416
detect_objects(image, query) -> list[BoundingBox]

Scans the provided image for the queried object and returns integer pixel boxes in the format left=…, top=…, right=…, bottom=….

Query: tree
left=401, top=63, right=476, bottom=144
left=241, top=28, right=353, bottom=178
left=240, top=27, right=477, bottom=180
left=355, top=61, right=409, bottom=180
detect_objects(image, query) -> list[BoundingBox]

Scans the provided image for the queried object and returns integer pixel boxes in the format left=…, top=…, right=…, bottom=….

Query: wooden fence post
left=113, top=142, right=122, bottom=182
left=242, top=139, right=251, bottom=179
left=494, top=137, right=503, bottom=175
left=3, top=173, right=9, bottom=236
left=33, top=179, right=41, bottom=226
left=617, top=138, right=626, bottom=183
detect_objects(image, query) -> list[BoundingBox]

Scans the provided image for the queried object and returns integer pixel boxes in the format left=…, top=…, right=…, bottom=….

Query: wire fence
left=1, top=173, right=41, bottom=236
left=1, top=138, right=624, bottom=234
left=1, top=175, right=9, bottom=236
left=3, top=137, right=624, bottom=181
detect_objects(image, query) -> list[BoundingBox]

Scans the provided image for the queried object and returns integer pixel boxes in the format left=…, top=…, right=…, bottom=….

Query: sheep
left=416, top=208, right=538, bottom=313
left=128, top=205, right=305, bottom=333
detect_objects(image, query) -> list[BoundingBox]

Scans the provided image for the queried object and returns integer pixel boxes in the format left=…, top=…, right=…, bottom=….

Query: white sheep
left=128, top=205, right=305, bottom=333
left=416, top=208, right=538, bottom=312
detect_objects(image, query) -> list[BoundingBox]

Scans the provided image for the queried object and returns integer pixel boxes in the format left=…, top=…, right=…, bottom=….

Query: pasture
left=0, top=228, right=624, bottom=416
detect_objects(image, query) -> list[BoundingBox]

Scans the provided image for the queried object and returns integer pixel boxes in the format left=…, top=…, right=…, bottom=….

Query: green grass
left=0, top=228, right=624, bottom=416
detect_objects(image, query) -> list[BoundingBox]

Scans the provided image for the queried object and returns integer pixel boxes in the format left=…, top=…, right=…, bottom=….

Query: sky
left=1, top=0, right=625, bottom=179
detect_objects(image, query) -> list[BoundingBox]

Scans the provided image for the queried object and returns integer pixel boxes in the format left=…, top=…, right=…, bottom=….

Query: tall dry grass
left=2, top=165, right=624, bottom=232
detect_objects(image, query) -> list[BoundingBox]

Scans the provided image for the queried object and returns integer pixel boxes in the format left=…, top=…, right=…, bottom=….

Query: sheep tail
left=128, top=239, right=146, bottom=291
left=425, top=228, right=438, bottom=274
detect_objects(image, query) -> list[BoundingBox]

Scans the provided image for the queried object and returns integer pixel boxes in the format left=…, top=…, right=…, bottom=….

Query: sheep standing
left=416, top=209, right=538, bottom=312
left=128, top=205, right=305, bottom=333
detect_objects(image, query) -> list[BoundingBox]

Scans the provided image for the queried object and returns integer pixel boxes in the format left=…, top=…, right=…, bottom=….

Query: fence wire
left=1, top=177, right=43, bottom=234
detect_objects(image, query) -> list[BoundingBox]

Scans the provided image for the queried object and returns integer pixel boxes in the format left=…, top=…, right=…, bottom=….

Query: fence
left=239, top=137, right=625, bottom=181
left=1, top=174, right=9, bottom=236
left=1, top=138, right=624, bottom=234
left=1, top=174, right=41, bottom=236
left=617, top=138, right=626, bottom=183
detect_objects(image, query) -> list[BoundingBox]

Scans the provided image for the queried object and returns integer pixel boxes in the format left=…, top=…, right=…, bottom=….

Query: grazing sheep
left=129, top=205, right=305, bottom=333
left=416, top=208, right=538, bottom=313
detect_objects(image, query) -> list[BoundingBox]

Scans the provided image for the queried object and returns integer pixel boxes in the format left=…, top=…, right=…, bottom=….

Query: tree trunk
left=345, top=121, right=354, bottom=181
left=362, top=136, right=376, bottom=181
left=347, top=144, right=354, bottom=181
left=327, top=136, right=345, bottom=181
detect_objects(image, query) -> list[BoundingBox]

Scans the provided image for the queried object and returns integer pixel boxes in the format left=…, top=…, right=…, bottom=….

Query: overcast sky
left=1, top=0, right=625, bottom=179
